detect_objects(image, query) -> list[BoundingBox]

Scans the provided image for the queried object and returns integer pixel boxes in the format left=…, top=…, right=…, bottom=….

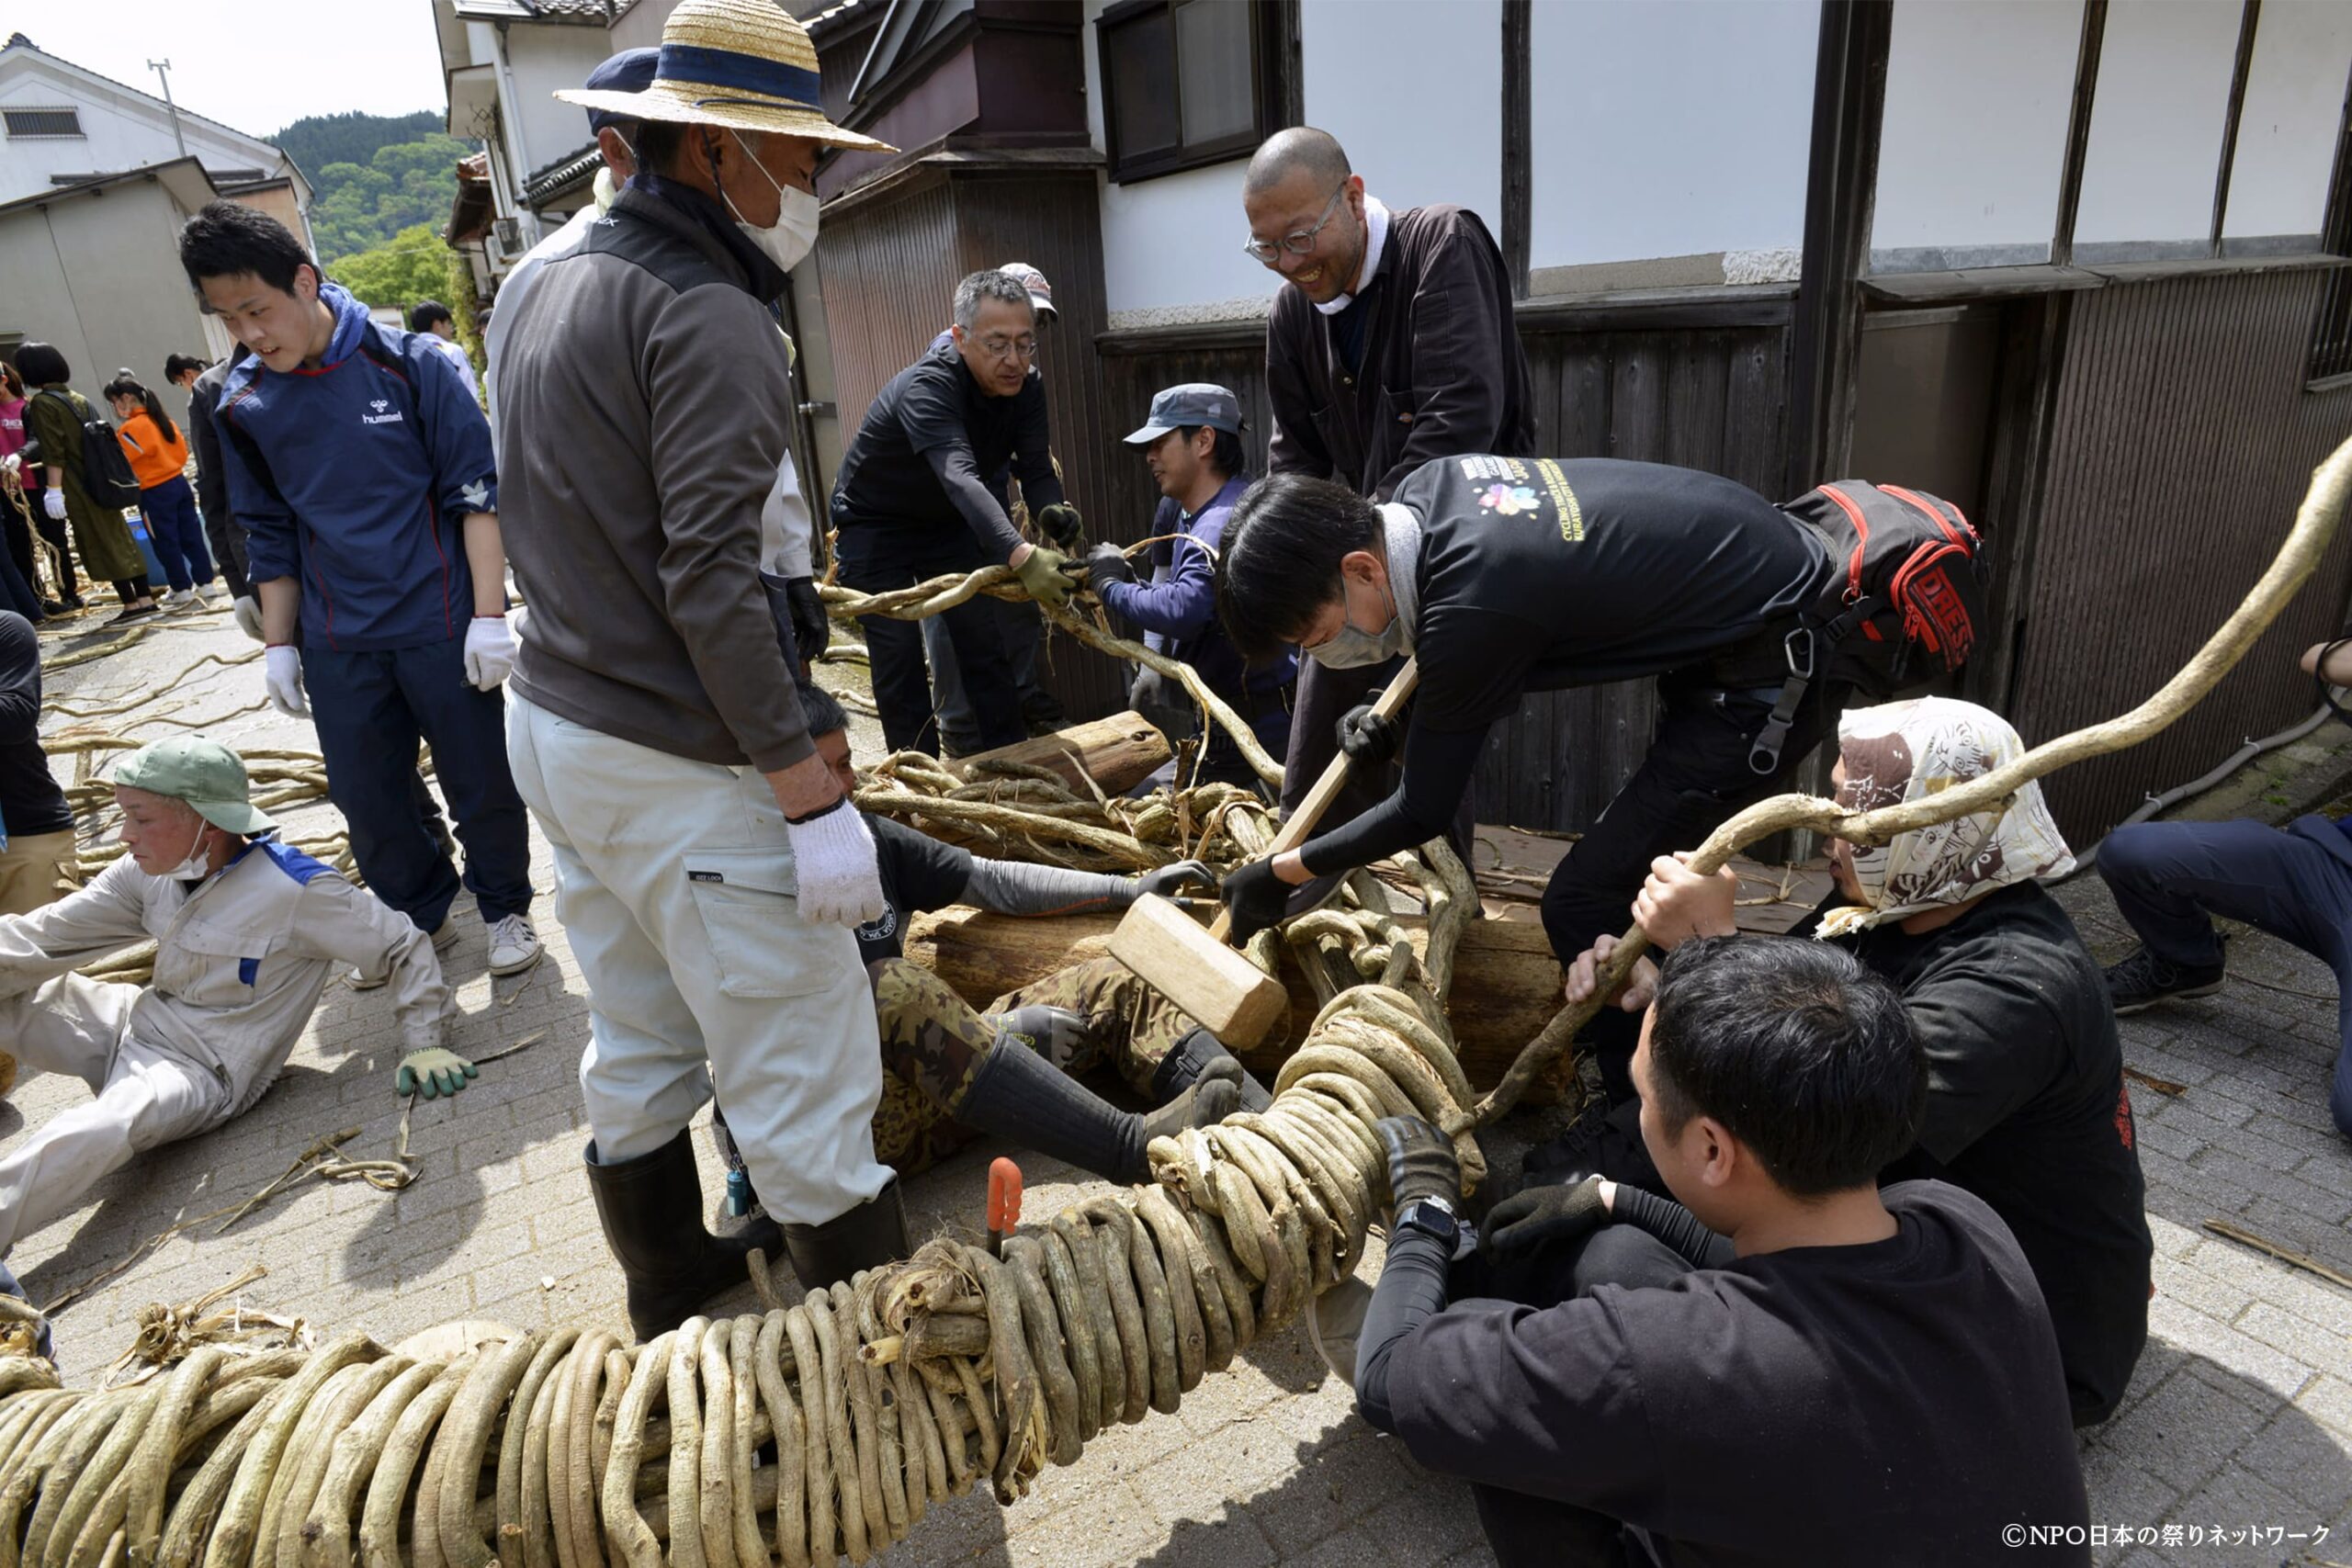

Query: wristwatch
left=1392, top=1195, right=1460, bottom=1250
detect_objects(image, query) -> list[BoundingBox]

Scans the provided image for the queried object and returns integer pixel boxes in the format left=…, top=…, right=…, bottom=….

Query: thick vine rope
left=5, top=445, right=2341, bottom=1566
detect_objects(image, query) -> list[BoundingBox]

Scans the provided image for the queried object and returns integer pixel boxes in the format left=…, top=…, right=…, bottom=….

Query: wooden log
left=901, top=908, right=1573, bottom=1101
left=950, top=713, right=1170, bottom=796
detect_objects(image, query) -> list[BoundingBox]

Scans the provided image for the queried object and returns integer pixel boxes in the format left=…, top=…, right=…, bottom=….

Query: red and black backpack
left=1747, top=480, right=1991, bottom=773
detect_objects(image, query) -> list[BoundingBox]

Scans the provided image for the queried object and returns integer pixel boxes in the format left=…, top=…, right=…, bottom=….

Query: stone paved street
left=11, top=604, right=2352, bottom=1567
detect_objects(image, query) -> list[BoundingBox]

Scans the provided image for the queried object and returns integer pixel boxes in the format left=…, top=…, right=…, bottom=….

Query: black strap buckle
left=1749, top=627, right=1820, bottom=776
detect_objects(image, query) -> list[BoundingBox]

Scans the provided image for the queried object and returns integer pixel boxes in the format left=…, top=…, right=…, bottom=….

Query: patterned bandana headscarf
left=1818, top=696, right=2075, bottom=939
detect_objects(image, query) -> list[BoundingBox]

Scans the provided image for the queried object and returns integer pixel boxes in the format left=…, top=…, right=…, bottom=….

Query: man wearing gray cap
left=0, top=738, right=454, bottom=1256
left=1086, top=383, right=1294, bottom=792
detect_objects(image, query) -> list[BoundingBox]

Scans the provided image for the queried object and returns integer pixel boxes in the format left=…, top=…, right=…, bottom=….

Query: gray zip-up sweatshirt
left=493, top=186, right=813, bottom=773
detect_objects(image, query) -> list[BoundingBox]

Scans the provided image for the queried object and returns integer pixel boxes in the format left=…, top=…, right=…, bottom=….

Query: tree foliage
left=328, top=223, right=453, bottom=311
left=270, top=111, right=476, bottom=264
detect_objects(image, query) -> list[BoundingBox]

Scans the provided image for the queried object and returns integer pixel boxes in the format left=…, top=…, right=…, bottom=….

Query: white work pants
left=0, top=975, right=228, bottom=1255
left=505, top=693, right=890, bottom=1224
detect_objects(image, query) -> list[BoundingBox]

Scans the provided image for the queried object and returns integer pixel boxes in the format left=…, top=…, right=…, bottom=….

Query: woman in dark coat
left=17, top=343, right=154, bottom=625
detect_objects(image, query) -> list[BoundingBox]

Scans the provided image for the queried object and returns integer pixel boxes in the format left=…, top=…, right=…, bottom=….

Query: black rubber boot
left=958, top=1030, right=1238, bottom=1183
left=1152, top=1024, right=1272, bottom=1114
left=784, top=1178, right=911, bottom=1292
left=582, top=1130, right=784, bottom=1342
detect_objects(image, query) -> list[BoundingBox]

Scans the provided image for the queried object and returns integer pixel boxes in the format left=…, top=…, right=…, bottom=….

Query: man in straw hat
left=0, top=738, right=456, bottom=1256
left=499, top=0, right=910, bottom=1337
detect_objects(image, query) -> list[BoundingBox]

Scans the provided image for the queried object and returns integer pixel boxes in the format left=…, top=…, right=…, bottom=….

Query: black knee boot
left=957, top=1028, right=1239, bottom=1184
left=583, top=1129, right=784, bottom=1342
left=784, top=1178, right=911, bottom=1292
left=1152, top=1025, right=1272, bottom=1114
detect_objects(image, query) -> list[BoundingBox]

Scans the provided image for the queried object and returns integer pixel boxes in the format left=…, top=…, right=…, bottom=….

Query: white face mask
left=721, top=130, right=820, bottom=274
left=1306, top=575, right=1407, bottom=670
left=163, top=820, right=215, bottom=881
left=593, top=164, right=619, bottom=215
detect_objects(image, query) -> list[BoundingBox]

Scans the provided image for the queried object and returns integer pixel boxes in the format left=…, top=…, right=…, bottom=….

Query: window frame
left=1096, top=0, right=1283, bottom=186
left=3, top=106, right=85, bottom=140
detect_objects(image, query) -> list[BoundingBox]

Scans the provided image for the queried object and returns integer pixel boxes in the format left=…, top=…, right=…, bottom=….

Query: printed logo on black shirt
left=362, top=398, right=405, bottom=428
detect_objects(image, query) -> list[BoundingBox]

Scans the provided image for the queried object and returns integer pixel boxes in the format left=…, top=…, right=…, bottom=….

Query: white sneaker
left=487, top=913, right=542, bottom=976
left=354, top=919, right=458, bottom=989
left=161, top=588, right=198, bottom=611
left=193, top=581, right=225, bottom=604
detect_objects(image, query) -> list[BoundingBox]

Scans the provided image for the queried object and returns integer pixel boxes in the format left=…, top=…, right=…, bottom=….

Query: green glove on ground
left=397, top=1047, right=478, bottom=1100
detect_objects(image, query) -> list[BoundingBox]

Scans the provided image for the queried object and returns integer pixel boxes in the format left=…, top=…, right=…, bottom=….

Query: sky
left=15, top=0, right=448, bottom=138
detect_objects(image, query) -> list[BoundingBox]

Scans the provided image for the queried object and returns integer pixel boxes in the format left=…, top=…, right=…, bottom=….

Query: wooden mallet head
left=1108, top=660, right=1419, bottom=1049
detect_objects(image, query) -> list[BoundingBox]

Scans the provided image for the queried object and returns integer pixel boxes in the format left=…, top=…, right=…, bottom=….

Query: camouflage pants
left=866, top=955, right=1201, bottom=1177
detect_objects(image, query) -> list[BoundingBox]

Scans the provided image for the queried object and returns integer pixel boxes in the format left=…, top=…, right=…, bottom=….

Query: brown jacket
left=494, top=186, right=813, bottom=773
left=1264, top=203, right=1533, bottom=501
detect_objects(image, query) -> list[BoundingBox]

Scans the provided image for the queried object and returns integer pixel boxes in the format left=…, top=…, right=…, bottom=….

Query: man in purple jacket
left=1084, top=383, right=1294, bottom=793
left=178, top=202, right=539, bottom=981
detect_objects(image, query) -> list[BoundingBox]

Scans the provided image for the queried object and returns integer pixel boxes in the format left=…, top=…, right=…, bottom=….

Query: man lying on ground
left=2096, top=637, right=2352, bottom=1139
left=1354, top=936, right=2091, bottom=1567
left=1576, top=695, right=2152, bottom=1425
left=794, top=685, right=1260, bottom=1184
left=0, top=739, right=455, bottom=1256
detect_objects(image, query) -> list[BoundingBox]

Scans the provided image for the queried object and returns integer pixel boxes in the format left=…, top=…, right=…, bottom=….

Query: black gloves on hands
left=1035, top=502, right=1086, bottom=549
left=1335, top=698, right=1401, bottom=767
left=1477, top=1175, right=1607, bottom=1258
left=1376, top=1115, right=1460, bottom=1211
left=784, top=575, right=831, bottom=676
left=1085, top=542, right=1136, bottom=598
left=1219, top=857, right=1293, bottom=942
left=1135, top=859, right=1215, bottom=900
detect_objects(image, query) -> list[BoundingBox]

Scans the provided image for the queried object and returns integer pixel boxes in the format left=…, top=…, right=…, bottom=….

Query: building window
left=4, top=107, right=84, bottom=139
left=1098, top=0, right=1282, bottom=184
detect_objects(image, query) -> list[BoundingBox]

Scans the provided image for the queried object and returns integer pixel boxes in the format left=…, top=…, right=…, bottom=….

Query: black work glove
left=1335, top=698, right=1400, bottom=767
left=1134, top=859, right=1215, bottom=900
left=1477, top=1175, right=1607, bottom=1258
left=1376, top=1115, right=1460, bottom=1212
left=785, top=575, right=831, bottom=674
left=1035, top=502, right=1086, bottom=549
left=1085, top=542, right=1136, bottom=598
left=1219, top=857, right=1293, bottom=942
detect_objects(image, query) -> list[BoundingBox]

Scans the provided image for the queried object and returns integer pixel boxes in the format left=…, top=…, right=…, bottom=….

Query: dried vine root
left=302, top=1359, right=439, bottom=1568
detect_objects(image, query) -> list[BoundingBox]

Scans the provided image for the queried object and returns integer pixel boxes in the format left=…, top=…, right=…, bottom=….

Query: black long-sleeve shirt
left=1301, top=457, right=1830, bottom=876
left=829, top=339, right=1062, bottom=558
left=0, top=612, right=70, bottom=839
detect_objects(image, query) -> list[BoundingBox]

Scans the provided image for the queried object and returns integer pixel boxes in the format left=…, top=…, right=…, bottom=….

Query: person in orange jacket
left=103, top=372, right=219, bottom=610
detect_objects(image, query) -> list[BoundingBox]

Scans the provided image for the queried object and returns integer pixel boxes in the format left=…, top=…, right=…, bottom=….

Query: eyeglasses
left=978, top=335, right=1037, bottom=362
left=1241, top=181, right=1351, bottom=265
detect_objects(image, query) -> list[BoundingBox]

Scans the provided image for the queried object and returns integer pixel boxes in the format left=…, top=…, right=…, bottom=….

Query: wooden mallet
left=1109, top=660, right=1420, bottom=1049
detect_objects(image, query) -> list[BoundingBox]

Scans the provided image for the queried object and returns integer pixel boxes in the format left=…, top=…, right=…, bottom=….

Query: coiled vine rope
left=3, top=440, right=2343, bottom=1566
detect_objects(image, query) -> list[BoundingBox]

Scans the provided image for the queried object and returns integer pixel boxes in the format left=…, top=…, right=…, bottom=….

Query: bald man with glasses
left=830, top=268, right=1082, bottom=757
left=1241, top=127, right=1532, bottom=883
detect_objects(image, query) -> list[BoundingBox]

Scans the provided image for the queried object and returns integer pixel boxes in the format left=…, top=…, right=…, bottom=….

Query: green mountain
left=269, top=111, right=478, bottom=265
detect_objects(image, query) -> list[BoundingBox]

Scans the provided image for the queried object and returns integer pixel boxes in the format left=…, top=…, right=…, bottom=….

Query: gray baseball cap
left=1125, top=382, right=1243, bottom=446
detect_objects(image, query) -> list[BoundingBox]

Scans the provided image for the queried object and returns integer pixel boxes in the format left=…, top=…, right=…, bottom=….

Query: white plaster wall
left=0, top=62, right=277, bottom=205
left=1526, top=0, right=1815, bottom=273
left=1871, top=0, right=2082, bottom=265
left=2223, top=0, right=2352, bottom=243
left=1301, top=0, right=1503, bottom=231
left=1081, top=0, right=1274, bottom=322
left=508, top=28, right=615, bottom=178
left=2072, top=0, right=2243, bottom=252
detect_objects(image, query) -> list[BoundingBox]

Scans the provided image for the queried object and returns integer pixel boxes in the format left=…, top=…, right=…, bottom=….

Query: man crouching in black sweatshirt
left=1353, top=937, right=2090, bottom=1568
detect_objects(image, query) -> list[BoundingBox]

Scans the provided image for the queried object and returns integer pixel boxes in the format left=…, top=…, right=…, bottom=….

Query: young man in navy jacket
left=177, top=202, right=539, bottom=979
left=1084, top=382, right=1294, bottom=792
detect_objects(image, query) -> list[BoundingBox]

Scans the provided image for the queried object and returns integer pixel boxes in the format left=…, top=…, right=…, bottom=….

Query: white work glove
left=462, top=615, right=515, bottom=691
left=264, top=644, right=308, bottom=716
left=41, top=490, right=65, bottom=521
left=231, top=596, right=265, bottom=642
left=782, top=798, right=888, bottom=928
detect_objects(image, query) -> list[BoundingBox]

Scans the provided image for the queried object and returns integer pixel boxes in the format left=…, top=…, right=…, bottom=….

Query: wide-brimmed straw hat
left=557, top=0, right=895, bottom=154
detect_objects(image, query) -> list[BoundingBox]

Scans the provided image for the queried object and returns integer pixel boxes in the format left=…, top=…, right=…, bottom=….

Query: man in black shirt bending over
left=1214, top=455, right=1838, bottom=1100
left=831, top=269, right=1082, bottom=756
left=1356, top=937, right=2090, bottom=1568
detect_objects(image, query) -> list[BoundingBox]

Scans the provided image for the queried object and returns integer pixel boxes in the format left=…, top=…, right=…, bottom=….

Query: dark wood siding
left=2008, top=268, right=2352, bottom=843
